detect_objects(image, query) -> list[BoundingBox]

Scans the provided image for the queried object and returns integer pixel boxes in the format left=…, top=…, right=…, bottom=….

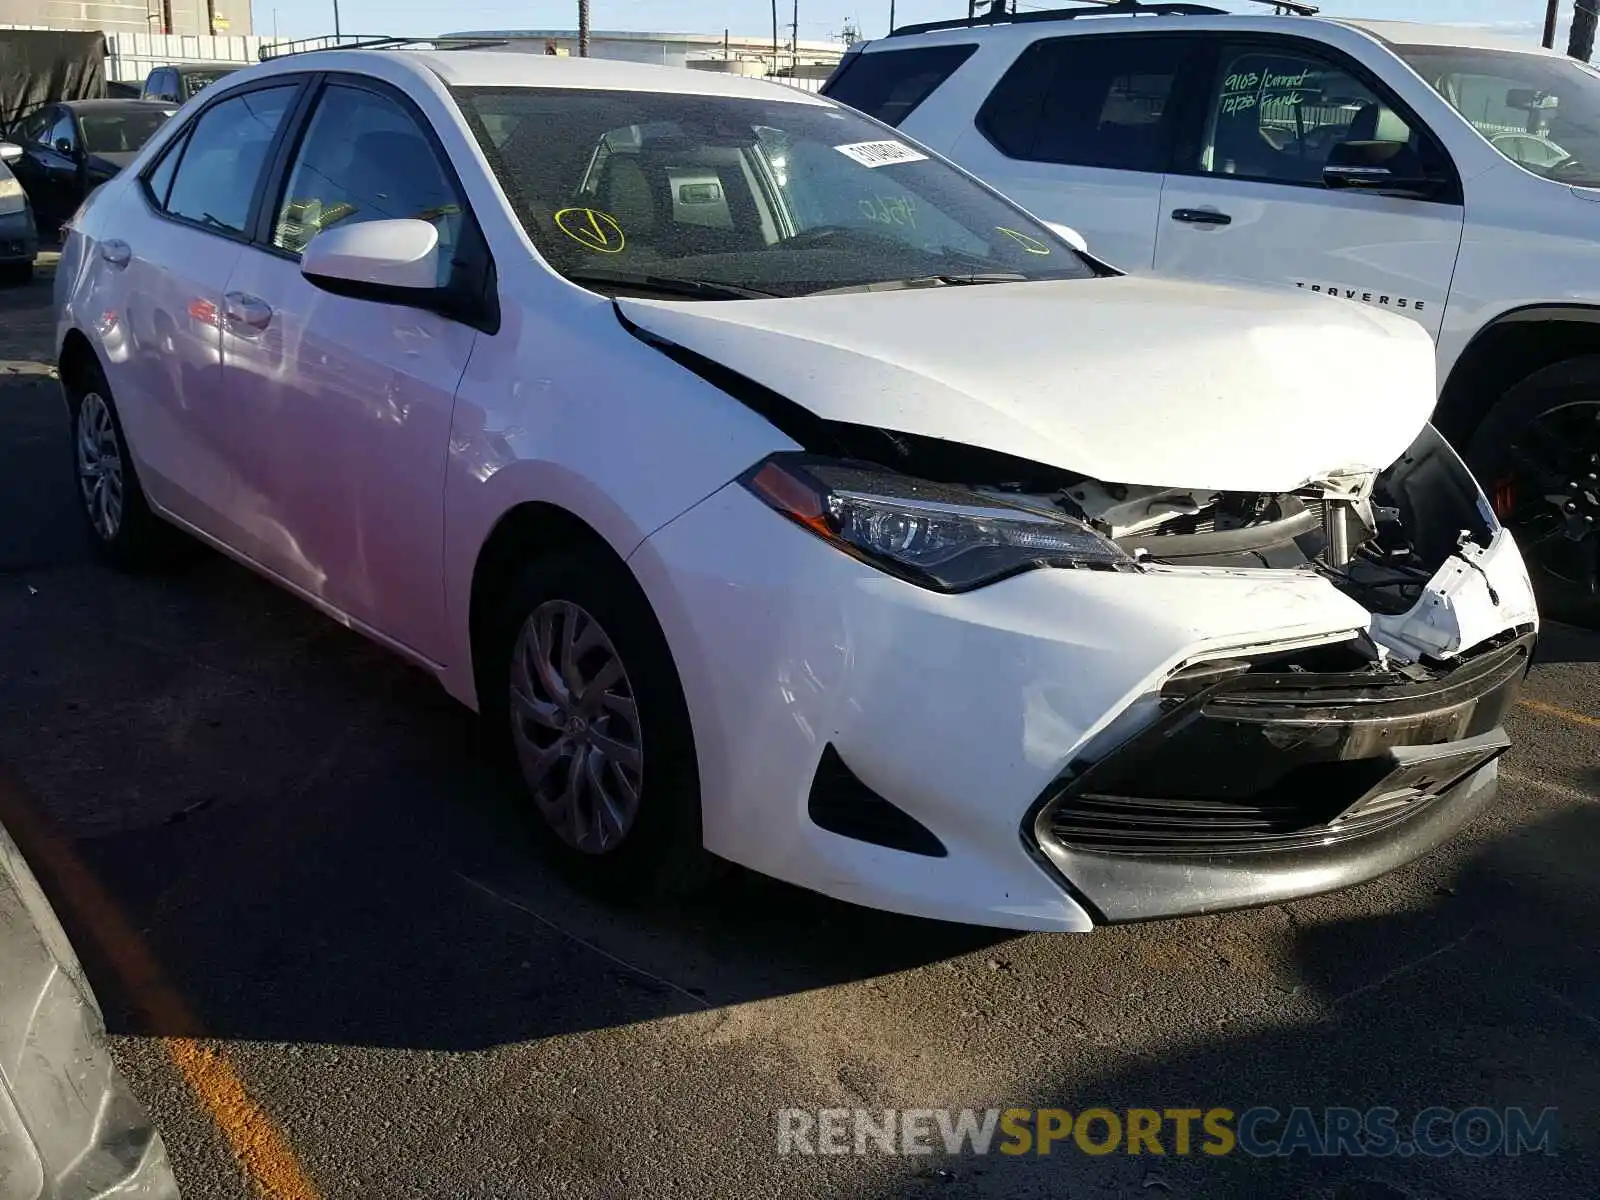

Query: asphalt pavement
left=1, top=257, right=1597, bottom=1199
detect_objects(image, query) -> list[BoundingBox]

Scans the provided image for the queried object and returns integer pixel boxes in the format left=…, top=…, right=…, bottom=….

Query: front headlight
left=740, top=454, right=1133, bottom=592
left=0, top=174, right=25, bottom=217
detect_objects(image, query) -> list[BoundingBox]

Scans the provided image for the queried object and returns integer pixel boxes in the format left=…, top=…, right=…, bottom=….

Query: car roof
left=257, top=48, right=831, bottom=104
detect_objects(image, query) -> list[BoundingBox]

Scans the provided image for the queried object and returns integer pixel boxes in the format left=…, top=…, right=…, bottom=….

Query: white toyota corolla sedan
left=55, top=47, right=1538, bottom=931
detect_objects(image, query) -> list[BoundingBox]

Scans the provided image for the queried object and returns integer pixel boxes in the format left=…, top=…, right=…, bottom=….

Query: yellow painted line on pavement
left=1517, top=697, right=1600, bottom=731
left=0, top=774, right=319, bottom=1200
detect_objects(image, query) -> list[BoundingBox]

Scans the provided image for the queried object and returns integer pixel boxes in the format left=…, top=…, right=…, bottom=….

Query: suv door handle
left=223, top=291, right=273, bottom=331
left=100, top=239, right=130, bottom=267
left=1171, top=208, right=1233, bottom=226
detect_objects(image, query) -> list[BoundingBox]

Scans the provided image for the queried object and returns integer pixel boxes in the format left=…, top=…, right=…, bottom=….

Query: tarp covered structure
left=0, top=30, right=108, bottom=131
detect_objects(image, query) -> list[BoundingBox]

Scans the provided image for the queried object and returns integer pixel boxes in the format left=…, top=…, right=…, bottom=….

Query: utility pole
left=1572, top=0, right=1599, bottom=62
left=332, top=0, right=340, bottom=39
left=1544, top=0, right=1560, bottom=47
left=888, top=0, right=895, bottom=34
left=771, top=0, right=779, bottom=74
left=791, top=0, right=799, bottom=73
left=578, top=0, right=591, bottom=57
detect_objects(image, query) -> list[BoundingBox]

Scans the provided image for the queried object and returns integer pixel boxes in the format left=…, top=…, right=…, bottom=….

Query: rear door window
left=979, top=35, right=1189, bottom=172
left=822, top=44, right=977, bottom=126
left=162, top=85, right=298, bottom=233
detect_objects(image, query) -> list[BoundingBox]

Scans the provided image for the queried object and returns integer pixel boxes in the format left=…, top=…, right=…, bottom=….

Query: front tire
left=483, top=549, right=716, bottom=897
left=65, top=363, right=178, bottom=569
left=1466, top=355, right=1600, bottom=627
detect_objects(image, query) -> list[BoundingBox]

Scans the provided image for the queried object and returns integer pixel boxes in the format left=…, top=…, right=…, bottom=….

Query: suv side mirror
left=1323, top=140, right=1447, bottom=200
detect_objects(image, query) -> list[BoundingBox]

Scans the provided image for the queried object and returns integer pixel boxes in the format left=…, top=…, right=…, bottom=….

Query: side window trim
left=1170, top=32, right=1463, bottom=203
left=136, top=76, right=313, bottom=242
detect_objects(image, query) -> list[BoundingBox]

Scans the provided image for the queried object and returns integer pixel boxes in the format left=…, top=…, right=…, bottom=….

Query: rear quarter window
left=822, top=43, right=977, bottom=126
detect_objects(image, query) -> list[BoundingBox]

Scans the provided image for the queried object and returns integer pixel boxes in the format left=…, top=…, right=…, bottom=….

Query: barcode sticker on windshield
left=833, top=140, right=928, bottom=168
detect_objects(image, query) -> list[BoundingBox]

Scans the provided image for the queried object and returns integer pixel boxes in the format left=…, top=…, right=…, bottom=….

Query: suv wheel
left=1467, top=355, right=1600, bottom=626
left=483, top=550, right=717, bottom=896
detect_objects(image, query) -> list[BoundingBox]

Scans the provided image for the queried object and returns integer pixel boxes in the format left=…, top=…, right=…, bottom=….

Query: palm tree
left=578, top=0, right=591, bottom=57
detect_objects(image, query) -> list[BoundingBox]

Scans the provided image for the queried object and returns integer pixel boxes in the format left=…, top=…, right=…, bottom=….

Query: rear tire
left=1466, top=356, right=1600, bottom=627
left=482, top=548, right=719, bottom=898
left=64, top=361, right=183, bottom=570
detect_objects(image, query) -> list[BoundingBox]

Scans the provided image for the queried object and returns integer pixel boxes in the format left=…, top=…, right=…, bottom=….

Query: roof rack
left=259, top=34, right=506, bottom=62
left=887, top=0, right=1317, bottom=39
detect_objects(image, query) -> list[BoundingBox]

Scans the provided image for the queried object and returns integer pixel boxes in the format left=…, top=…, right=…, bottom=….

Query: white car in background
left=0, top=150, right=38, bottom=284
left=54, top=48, right=1536, bottom=931
left=825, top=3, right=1600, bottom=624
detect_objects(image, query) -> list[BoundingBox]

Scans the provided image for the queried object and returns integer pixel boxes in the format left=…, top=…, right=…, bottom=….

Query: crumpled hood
left=618, top=275, right=1439, bottom=493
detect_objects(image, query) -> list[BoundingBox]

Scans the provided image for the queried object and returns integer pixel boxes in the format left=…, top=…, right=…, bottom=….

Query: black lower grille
left=1036, top=632, right=1532, bottom=858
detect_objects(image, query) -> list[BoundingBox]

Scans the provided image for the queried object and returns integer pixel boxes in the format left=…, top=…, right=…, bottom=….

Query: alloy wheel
left=76, top=391, right=124, bottom=542
left=509, top=599, right=644, bottom=854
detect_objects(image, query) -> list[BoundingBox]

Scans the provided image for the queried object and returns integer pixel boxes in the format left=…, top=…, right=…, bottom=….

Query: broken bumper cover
left=1029, top=630, right=1534, bottom=923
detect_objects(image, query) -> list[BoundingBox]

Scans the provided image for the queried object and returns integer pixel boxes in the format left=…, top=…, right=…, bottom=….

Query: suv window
left=181, top=68, right=237, bottom=100
left=1195, top=45, right=1415, bottom=185
left=978, top=35, right=1187, bottom=172
left=270, top=84, right=465, bottom=287
left=823, top=44, right=977, bottom=127
left=1399, top=44, right=1600, bottom=188
left=162, top=85, right=297, bottom=233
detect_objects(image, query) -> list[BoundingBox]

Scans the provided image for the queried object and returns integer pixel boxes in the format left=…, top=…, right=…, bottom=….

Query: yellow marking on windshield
left=996, top=227, right=1052, bottom=255
left=554, top=206, right=626, bottom=253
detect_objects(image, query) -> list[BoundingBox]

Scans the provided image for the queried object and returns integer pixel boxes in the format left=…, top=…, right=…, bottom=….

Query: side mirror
left=1323, top=140, right=1447, bottom=200
left=301, top=218, right=441, bottom=294
left=0, top=141, right=20, bottom=163
left=1044, top=221, right=1088, bottom=254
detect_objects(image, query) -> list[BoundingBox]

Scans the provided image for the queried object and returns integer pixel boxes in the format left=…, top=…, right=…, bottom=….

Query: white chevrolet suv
left=824, top=2, right=1600, bottom=623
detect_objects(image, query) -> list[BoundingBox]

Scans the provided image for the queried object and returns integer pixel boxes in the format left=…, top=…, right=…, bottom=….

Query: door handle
left=223, top=291, right=273, bottom=331
left=100, top=239, right=130, bottom=268
left=1171, top=208, right=1233, bottom=226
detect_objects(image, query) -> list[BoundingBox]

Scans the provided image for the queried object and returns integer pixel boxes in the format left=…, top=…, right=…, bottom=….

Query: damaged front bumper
left=1029, top=629, right=1534, bottom=923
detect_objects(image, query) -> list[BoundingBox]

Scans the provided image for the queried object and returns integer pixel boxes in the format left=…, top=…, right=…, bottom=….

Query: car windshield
left=450, top=86, right=1097, bottom=298
left=183, top=69, right=235, bottom=99
left=1399, top=45, right=1600, bottom=187
left=78, top=109, right=171, bottom=155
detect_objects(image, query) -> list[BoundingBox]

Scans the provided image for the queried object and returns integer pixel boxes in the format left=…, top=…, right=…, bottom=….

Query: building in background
left=0, top=0, right=251, bottom=37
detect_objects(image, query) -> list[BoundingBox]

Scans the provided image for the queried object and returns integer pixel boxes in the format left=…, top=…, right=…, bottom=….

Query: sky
left=251, top=0, right=1576, bottom=50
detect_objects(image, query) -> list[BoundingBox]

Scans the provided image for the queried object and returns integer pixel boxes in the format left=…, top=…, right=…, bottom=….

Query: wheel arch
left=465, top=501, right=654, bottom=709
left=1435, top=305, right=1600, bottom=444
left=57, top=328, right=103, bottom=396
